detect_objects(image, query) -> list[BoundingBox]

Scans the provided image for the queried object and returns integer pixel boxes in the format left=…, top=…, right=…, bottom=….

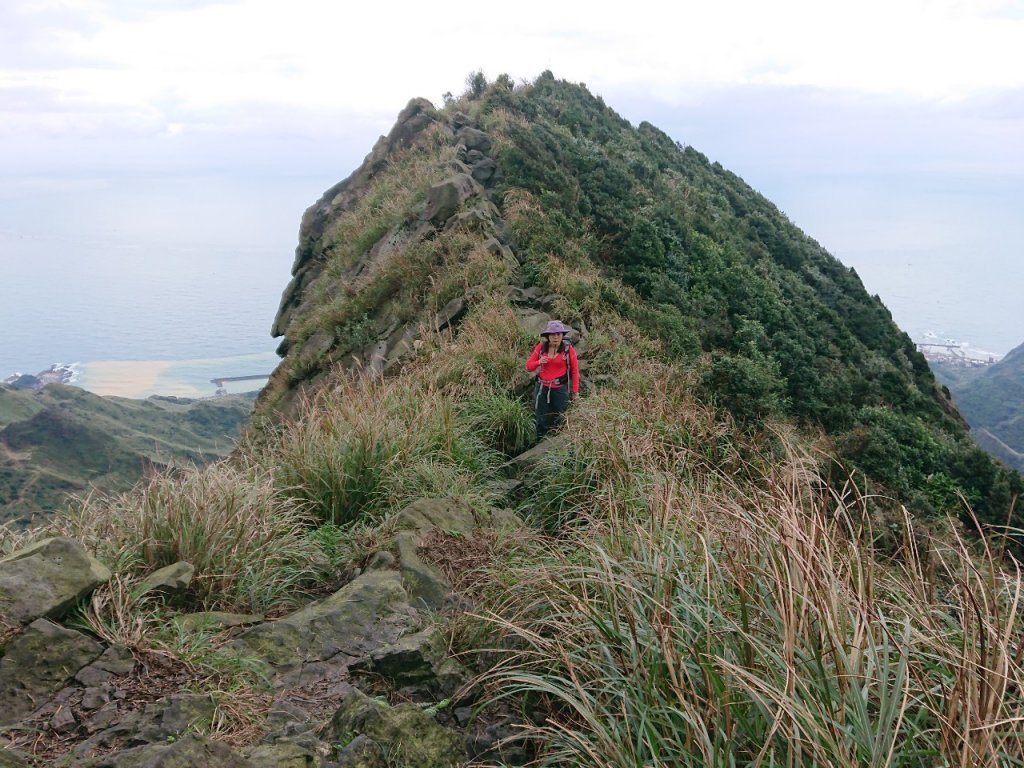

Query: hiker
left=526, top=320, right=579, bottom=440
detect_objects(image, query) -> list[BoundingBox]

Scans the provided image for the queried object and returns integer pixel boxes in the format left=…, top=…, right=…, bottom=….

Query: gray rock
left=0, top=747, right=31, bottom=767
left=81, top=686, right=111, bottom=711
left=0, top=537, right=111, bottom=626
left=134, top=693, right=218, bottom=745
left=232, top=570, right=418, bottom=678
left=321, top=688, right=466, bottom=768
left=391, top=498, right=480, bottom=535
left=83, top=701, right=121, bottom=734
left=422, top=173, right=483, bottom=226
left=350, top=626, right=470, bottom=699
left=244, top=739, right=322, bottom=767
left=471, top=157, right=498, bottom=183
left=133, top=561, right=194, bottom=599
left=433, top=296, right=467, bottom=333
left=75, top=645, right=135, bottom=686
left=75, top=692, right=218, bottom=757
left=455, top=126, right=492, bottom=153
left=333, top=734, right=385, bottom=768
left=444, top=207, right=498, bottom=234
left=395, top=532, right=451, bottom=612
left=363, top=551, right=395, bottom=571
left=0, top=618, right=103, bottom=726
left=72, top=732, right=254, bottom=767
left=51, top=704, right=78, bottom=734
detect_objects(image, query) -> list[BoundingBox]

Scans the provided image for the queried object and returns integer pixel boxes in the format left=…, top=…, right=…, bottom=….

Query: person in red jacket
left=526, top=320, right=580, bottom=440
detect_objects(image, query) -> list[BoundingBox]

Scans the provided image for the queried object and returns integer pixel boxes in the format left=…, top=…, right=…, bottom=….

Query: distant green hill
left=934, top=342, right=1024, bottom=473
left=0, top=384, right=254, bottom=526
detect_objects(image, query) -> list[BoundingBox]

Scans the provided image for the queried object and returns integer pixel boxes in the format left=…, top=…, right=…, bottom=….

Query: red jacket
left=526, top=342, right=579, bottom=393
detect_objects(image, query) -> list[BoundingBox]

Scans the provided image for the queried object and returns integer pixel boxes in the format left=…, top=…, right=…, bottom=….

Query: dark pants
left=534, top=381, right=570, bottom=440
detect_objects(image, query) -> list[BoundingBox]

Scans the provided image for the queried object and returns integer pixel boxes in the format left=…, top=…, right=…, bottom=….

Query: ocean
left=2, top=172, right=1019, bottom=401
left=0, top=174, right=335, bottom=399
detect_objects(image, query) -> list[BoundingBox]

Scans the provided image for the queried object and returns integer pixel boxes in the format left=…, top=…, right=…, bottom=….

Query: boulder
left=133, top=561, right=194, bottom=600
left=74, top=692, right=218, bottom=757
left=455, top=126, right=493, bottom=153
left=350, top=626, right=470, bottom=699
left=0, top=618, right=103, bottom=726
left=0, top=537, right=111, bottom=625
left=333, top=734, right=386, bottom=768
left=243, top=740, right=322, bottom=768
left=74, top=645, right=135, bottom=686
left=321, top=688, right=466, bottom=768
left=392, top=498, right=480, bottom=535
left=395, top=532, right=451, bottom=612
left=72, top=732, right=253, bottom=768
left=232, top=570, right=418, bottom=675
left=422, top=174, right=483, bottom=226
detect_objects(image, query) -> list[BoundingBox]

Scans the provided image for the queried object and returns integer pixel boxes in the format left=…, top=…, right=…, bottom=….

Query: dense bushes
left=475, top=73, right=1023, bottom=529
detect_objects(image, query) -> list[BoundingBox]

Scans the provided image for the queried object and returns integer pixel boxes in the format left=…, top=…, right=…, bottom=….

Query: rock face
left=258, top=97, right=549, bottom=416
left=0, top=537, right=111, bottom=626
left=0, top=619, right=103, bottom=726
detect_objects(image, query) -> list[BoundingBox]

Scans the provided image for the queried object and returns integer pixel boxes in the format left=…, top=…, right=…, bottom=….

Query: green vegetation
left=932, top=342, right=1024, bottom=474
left=466, top=71, right=1021, bottom=531
left=0, top=384, right=254, bottom=526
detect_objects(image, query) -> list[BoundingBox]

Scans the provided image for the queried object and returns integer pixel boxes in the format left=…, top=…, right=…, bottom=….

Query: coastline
left=70, top=352, right=278, bottom=399
left=77, top=360, right=179, bottom=398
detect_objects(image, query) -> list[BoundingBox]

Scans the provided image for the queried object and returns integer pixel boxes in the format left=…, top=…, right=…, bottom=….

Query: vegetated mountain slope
left=938, top=341, right=1024, bottom=473
left=262, top=71, right=1021, bottom=530
left=0, top=384, right=254, bottom=526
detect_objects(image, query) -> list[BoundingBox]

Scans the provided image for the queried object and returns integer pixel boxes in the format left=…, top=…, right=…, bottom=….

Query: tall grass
left=259, top=371, right=505, bottom=526
left=479, top=422, right=1024, bottom=766
left=57, top=463, right=324, bottom=613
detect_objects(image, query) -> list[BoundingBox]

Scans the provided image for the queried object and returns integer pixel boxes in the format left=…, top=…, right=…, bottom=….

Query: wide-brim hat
left=541, top=320, right=572, bottom=336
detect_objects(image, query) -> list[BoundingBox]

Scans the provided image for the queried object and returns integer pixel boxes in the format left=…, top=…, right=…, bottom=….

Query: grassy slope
left=0, top=384, right=254, bottom=525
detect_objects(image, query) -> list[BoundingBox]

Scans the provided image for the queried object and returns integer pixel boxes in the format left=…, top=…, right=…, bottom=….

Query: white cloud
left=4, top=0, right=1024, bottom=138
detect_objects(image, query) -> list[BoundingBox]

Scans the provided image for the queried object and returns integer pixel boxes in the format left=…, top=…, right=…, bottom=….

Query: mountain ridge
left=261, top=71, right=1020, bottom=529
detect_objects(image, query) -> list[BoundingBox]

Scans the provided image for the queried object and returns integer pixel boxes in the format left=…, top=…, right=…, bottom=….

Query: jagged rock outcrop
left=0, top=495, right=528, bottom=765
left=259, top=97, right=555, bottom=415
left=0, top=536, right=111, bottom=626
left=271, top=98, right=448, bottom=343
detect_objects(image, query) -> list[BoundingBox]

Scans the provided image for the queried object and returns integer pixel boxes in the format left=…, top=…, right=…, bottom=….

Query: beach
left=76, top=352, right=277, bottom=399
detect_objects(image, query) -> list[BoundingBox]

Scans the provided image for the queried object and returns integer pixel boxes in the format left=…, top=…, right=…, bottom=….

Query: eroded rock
left=232, top=570, right=418, bottom=678
left=0, top=618, right=103, bottom=726
left=72, top=732, right=253, bottom=768
left=133, top=561, right=194, bottom=600
left=321, top=688, right=466, bottom=768
left=350, top=627, right=470, bottom=699
left=0, top=537, right=111, bottom=626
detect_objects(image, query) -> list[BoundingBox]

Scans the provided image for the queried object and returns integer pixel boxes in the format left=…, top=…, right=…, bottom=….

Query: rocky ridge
left=262, top=99, right=576, bottom=415
left=0, top=498, right=535, bottom=767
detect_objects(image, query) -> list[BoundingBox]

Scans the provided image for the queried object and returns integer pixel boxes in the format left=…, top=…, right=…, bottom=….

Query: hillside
left=263, top=70, right=1020, bottom=531
left=3, top=72, right=1024, bottom=767
left=0, top=384, right=254, bottom=526
left=934, top=340, right=1024, bottom=473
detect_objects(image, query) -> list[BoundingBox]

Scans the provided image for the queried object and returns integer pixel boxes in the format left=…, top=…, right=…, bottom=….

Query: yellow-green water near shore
left=77, top=351, right=277, bottom=399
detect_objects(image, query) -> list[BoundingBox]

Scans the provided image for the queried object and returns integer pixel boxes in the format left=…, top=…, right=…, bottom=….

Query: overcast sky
left=2, top=0, right=1023, bottom=353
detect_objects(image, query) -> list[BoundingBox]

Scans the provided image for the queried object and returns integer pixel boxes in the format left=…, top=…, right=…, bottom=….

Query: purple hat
left=541, top=320, right=572, bottom=336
